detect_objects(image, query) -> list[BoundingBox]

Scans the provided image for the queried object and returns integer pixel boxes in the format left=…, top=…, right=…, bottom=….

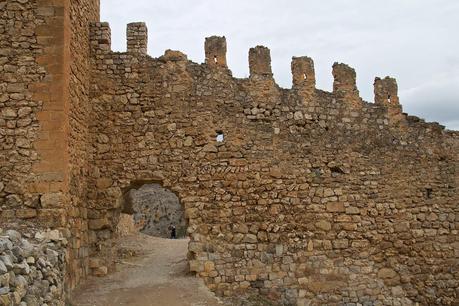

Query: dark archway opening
left=71, top=183, right=215, bottom=305
left=120, top=183, right=187, bottom=239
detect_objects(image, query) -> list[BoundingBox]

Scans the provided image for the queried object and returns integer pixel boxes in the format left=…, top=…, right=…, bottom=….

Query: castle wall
left=0, top=0, right=100, bottom=297
left=68, top=0, right=100, bottom=288
left=1, top=1, right=457, bottom=304
left=0, top=0, right=71, bottom=227
left=0, top=1, right=72, bottom=304
left=87, top=24, right=458, bottom=305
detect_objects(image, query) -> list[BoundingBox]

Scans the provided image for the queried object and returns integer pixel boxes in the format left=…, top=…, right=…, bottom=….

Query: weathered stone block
left=16, top=209, right=37, bottom=219
left=326, top=202, right=345, bottom=213
left=40, top=192, right=64, bottom=208
left=315, top=220, right=331, bottom=231
left=96, top=178, right=112, bottom=189
left=88, top=218, right=109, bottom=230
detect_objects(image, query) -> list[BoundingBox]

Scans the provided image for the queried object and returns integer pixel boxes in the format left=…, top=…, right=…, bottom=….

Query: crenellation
left=160, top=49, right=188, bottom=62
left=205, top=36, right=227, bottom=68
left=291, top=56, right=316, bottom=95
left=1, top=5, right=458, bottom=306
left=332, top=62, right=361, bottom=104
left=127, top=22, right=148, bottom=54
left=89, top=22, right=111, bottom=53
left=249, top=46, right=273, bottom=79
left=374, top=76, right=399, bottom=105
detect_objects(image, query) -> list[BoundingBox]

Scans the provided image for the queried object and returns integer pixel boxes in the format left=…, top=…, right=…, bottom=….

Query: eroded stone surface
left=0, top=1, right=458, bottom=305
left=85, top=25, right=458, bottom=304
left=0, top=228, right=66, bottom=305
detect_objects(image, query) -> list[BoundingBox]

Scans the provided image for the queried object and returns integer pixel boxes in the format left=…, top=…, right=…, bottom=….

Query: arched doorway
left=115, top=180, right=189, bottom=241
left=124, top=183, right=187, bottom=239
left=71, top=181, right=221, bottom=305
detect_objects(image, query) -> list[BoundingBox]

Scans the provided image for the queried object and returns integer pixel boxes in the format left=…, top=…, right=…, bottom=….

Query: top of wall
left=88, top=22, right=457, bottom=139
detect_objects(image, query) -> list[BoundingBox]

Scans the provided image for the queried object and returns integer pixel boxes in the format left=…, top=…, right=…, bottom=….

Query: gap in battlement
left=99, top=12, right=375, bottom=96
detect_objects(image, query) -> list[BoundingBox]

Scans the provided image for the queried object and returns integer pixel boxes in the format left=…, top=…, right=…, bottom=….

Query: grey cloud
left=401, top=75, right=459, bottom=130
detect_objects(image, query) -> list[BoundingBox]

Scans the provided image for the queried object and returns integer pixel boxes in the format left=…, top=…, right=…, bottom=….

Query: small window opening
left=216, top=131, right=224, bottom=142
left=387, top=95, right=391, bottom=103
left=303, top=73, right=307, bottom=80
left=214, top=55, right=218, bottom=64
left=425, top=188, right=432, bottom=199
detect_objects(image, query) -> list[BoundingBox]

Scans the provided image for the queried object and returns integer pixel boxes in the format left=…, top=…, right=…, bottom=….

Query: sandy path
left=70, top=234, right=223, bottom=306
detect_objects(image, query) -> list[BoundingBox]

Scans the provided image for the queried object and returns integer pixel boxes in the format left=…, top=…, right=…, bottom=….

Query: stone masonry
left=1, top=1, right=458, bottom=305
left=0, top=228, right=66, bottom=306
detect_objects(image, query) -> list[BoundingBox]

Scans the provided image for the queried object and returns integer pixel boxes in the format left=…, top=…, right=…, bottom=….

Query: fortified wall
left=1, top=1, right=458, bottom=305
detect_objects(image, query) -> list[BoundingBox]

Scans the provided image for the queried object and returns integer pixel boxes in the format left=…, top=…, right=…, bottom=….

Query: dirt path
left=70, top=234, right=223, bottom=306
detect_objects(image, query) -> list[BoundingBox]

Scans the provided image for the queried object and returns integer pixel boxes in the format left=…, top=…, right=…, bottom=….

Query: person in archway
left=170, top=225, right=176, bottom=239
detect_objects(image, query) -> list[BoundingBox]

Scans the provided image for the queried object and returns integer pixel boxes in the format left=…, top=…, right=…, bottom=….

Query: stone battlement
left=1, top=3, right=457, bottom=306
left=87, top=21, right=449, bottom=136
left=90, top=22, right=396, bottom=102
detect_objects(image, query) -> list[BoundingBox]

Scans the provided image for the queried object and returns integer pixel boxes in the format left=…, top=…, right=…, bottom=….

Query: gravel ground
left=70, top=234, right=223, bottom=306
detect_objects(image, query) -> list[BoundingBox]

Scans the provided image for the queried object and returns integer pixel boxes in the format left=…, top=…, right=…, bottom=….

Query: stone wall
left=0, top=0, right=99, bottom=293
left=68, top=0, right=100, bottom=289
left=0, top=2, right=71, bottom=303
left=0, top=228, right=66, bottom=306
left=1, top=1, right=458, bottom=304
left=0, top=0, right=67, bottom=226
left=87, top=23, right=458, bottom=305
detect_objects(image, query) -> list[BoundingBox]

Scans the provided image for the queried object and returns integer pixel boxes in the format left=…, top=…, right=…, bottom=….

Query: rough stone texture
left=0, top=1, right=458, bottom=305
left=249, top=46, right=273, bottom=79
left=0, top=0, right=48, bottom=220
left=374, top=76, right=399, bottom=105
left=291, top=56, right=315, bottom=98
left=0, top=0, right=99, bottom=292
left=129, top=184, right=186, bottom=238
left=0, top=228, right=66, bottom=306
left=205, top=36, right=228, bottom=68
left=127, top=22, right=147, bottom=54
left=86, top=22, right=458, bottom=305
left=68, top=0, right=100, bottom=289
left=115, top=213, right=137, bottom=237
left=333, top=62, right=361, bottom=106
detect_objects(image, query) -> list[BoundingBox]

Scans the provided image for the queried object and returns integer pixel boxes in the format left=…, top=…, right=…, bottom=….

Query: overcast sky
left=101, top=0, right=459, bottom=130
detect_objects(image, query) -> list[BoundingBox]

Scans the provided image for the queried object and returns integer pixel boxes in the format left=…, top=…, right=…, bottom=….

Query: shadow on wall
left=122, top=184, right=187, bottom=238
